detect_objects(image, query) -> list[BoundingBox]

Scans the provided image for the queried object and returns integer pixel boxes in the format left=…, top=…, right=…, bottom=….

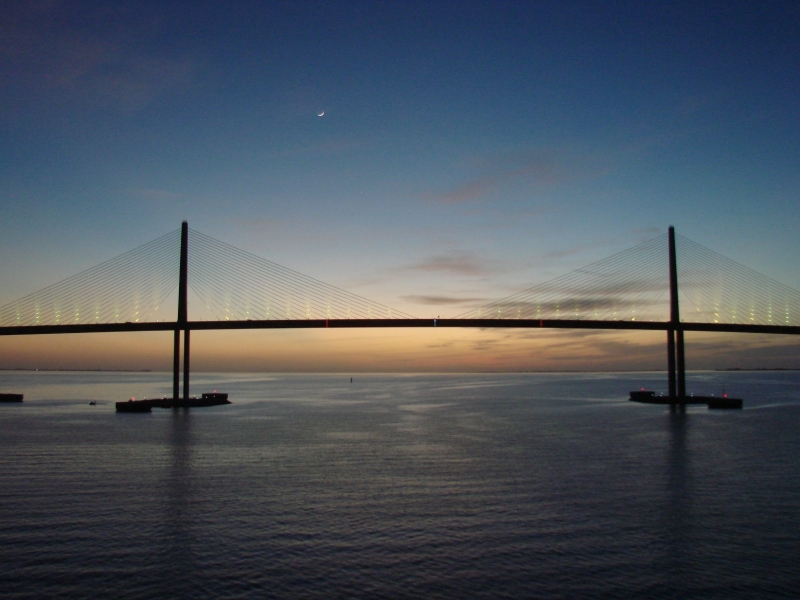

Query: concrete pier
left=116, top=392, right=230, bottom=412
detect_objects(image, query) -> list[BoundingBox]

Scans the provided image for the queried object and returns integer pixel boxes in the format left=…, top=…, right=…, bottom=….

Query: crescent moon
left=317, top=111, right=324, bottom=117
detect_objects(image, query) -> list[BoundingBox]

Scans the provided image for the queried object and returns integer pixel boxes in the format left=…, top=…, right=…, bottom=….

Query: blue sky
left=1, top=1, right=799, bottom=370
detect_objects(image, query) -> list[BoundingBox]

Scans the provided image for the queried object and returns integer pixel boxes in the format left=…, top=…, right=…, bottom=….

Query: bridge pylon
left=173, top=221, right=189, bottom=403
left=668, top=226, right=686, bottom=400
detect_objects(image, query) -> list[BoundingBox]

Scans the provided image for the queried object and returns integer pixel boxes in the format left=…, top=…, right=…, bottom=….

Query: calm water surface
left=1, top=371, right=799, bottom=599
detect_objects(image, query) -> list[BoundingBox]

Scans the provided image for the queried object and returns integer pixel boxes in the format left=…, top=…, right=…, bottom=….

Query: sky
left=1, top=0, right=799, bottom=372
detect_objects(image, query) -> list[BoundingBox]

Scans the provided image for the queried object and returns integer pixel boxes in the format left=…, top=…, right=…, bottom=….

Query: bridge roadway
left=2, top=319, right=798, bottom=336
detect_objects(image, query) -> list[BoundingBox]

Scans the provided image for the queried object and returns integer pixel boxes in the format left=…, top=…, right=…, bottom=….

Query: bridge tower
left=668, top=226, right=686, bottom=399
left=173, top=221, right=190, bottom=402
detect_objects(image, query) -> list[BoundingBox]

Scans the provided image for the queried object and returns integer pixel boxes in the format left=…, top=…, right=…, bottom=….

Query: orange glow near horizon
left=0, top=329, right=797, bottom=373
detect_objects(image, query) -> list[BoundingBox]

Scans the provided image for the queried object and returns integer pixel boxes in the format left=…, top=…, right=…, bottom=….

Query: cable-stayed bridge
left=1, top=222, right=798, bottom=401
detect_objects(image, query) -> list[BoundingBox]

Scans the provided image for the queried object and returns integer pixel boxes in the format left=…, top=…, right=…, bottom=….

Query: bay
left=1, top=371, right=798, bottom=599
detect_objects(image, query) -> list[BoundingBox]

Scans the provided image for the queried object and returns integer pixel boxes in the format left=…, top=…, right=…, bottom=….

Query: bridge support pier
left=173, top=329, right=180, bottom=403
left=667, top=329, right=676, bottom=398
left=183, top=329, right=190, bottom=400
left=676, top=329, right=686, bottom=398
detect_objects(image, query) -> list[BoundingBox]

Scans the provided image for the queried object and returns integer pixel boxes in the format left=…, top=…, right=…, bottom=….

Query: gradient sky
left=1, top=1, right=799, bottom=371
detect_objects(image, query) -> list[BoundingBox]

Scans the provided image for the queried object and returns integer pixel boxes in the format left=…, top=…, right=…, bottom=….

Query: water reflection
left=161, top=409, right=194, bottom=594
left=663, top=409, right=694, bottom=590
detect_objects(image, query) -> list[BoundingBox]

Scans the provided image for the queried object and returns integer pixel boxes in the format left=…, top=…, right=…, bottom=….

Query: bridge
left=2, top=222, right=798, bottom=403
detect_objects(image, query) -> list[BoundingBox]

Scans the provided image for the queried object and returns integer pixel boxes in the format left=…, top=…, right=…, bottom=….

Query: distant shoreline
left=0, top=368, right=797, bottom=374
left=716, top=367, right=798, bottom=372
left=0, top=368, right=153, bottom=372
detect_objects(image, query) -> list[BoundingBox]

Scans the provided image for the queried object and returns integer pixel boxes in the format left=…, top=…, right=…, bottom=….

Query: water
left=1, top=371, right=799, bottom=599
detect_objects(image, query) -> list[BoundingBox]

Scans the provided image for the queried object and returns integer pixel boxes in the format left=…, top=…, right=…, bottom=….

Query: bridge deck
left=1, top=319, right=798, bottom=336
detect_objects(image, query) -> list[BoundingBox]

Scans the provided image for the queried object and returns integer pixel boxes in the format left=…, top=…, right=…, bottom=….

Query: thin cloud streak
left=346, top=250, right=507, bottom=293
left=402, top=295, right=488, bottom=306
left=421, top=151, right=565, bottom=204
left=393, top=252, right=496, bottom=277
left=432, top=174, right=503, bottom=204
left=0, top=3, right=195, bottom=112
left=417, top=147, right=615, bottom=205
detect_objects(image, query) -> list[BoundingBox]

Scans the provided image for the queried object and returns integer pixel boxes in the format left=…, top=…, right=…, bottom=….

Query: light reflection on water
left=0, top=371, right=799, bottom=599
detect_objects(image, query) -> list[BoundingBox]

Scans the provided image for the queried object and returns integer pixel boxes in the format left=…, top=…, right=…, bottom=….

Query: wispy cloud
left=347, top=250, right=505, bottom=291
left=401, top=295, right=487, bottom=306
left=0, top=3, right=195, bottom=112
left=420, top=150, right=607, bottom=204
left=430, top=175, right=503, bottom=204
left=394, top=252, right=495, bottom=277
left=487, top=295, right=667, bottom=313
left=421, top=150, right=565, bottom=204
left=464, top=328, right=667, bottom=366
